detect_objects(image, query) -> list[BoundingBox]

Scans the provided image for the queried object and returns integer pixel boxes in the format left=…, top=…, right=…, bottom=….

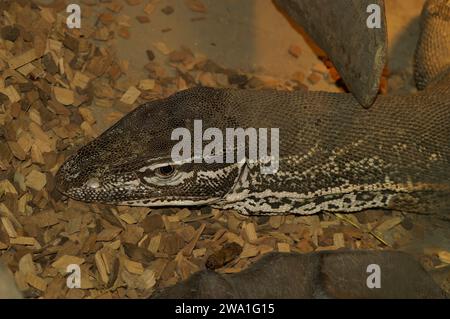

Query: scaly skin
left=56, top=0, right=450, bottom=217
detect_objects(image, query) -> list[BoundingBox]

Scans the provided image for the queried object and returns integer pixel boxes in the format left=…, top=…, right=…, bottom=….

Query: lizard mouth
left=117, top=196, right=222, bottom=207
left=55, top=158, right=79, bottom=196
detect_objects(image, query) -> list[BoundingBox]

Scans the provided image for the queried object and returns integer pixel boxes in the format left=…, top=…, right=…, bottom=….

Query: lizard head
left=55, top=87, right=244, bottom=206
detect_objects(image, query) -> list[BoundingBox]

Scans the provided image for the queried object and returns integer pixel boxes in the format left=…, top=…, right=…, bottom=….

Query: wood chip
left=95, top=251, right=109, bottom=284
left=292, top=71, right=305, bottom=84
left=29, top=122, right=52, bottom=151
left=176, top=255, right=200, bottom=280
left=78, top=107, right=96, bottom=125
left=118, top=27, right=130, bottom=39
left=333, top=233, right=345, bottom=248
left=51, top=255, right=85, bottom=272
left=136, top=16, right=150, bottom=23
left=144, top=2, right=157, bottom=15
left=7, top=141, right=27, bottom=161
left=80, top=121, right=97, bottom=138
left=0, top=86, right=21, bottom=103
left=138, top=79, right=155, bottom=91
left=40, top=8, right=56, bottom=24
left=97, top=227, right=122, bottom=242
left=0, top=204, right=21, bottom=231
left=375, top=217, right=403, bottom=233
left=25, top=169, right=47, bottom=191
left=123, top=259, right=144, bottom=275
left=243, top=222, right=257, bottom=243
left=175, top=226, right=196, bottom=242
left=72, top=71, right=91, bottom=89
left=311, top=63, right=328, bottom=74
left=192, top=247, right=206, bottom=258
left=153, top=42, right=171, bottom=55
left=30, top=145, right=45, bottom=164
left=182, top=223, right=205, bottom=256
left=269, top=216, right=284, bottom=229
left=1, top=217, right=17, bottom=237
left=19, top=254, right=36, bottom=275
left=106, top=111, right=125, bottom=124
left=226, top=232, right=245, bottom=247
left=277, top=242, right=291, bottom=253
left=8, top=48, right=38, bottom=69
left=120, top=86, right=141, bottom=104
left=28, top=109, right=42, bottom=126
left=175, top=208, right=191, bottom=220
left=240, top=243, right=259, bottom=258
left=185, top=0, right=207, bottom=13
left=17, top=62, right=36, bottom=76
left=138, top=269, right=156, bottom=290
left=148, top=234, right=161, bottom=254
left=53, top=86, right=74, bottom=105
left=307, top=72, right=322, bottom=85
left=0, top=180, right=18, bottom=195
left=15, top=139, right=31, bottom=159
left=10, top=237, right=38, bottom=246
left=119, top=213, right=137, bottom=224
left=24, top=273, right=47, bottom=292
left=288, top=44, right=302, bottom=58
left=259, top=245, right=274, bottom=255
left=438, top=251, right=450, bottom=264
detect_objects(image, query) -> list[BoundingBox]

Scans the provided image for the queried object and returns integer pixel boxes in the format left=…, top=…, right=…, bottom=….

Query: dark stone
left=1, top=25, right=20, bottom=42
left=200, top=206, right=212, bottom=214
left=153, top=250, right=447, bottom=299
left=197, top=60, right=225, bottom=73
left=401, top=217, right=414, bottom=230
left=256, top=215, right=269, bottom=225
left=69, top=111, right=83, bottom=125
left=0, top=1, right=11, bottom=12
left=293, top=83, right=309, bottom=91
left=146, top=49, right=155, bottom=61
left=0, top=92, right=9, bottom=104
left=228, top=73, right=248, bottom=88
left=179, top=71, right=196, bottom=85
left=161, top=5, right=174, bottom=15
left=335, top=78, right=350, bottom=92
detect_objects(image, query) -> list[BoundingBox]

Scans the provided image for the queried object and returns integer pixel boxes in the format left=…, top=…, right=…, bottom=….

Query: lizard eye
left=155, top=165, right=175, bottom=178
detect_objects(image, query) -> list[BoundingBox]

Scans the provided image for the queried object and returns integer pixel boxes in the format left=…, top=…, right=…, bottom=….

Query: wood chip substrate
left=0, top=0, right=448, bottom=298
